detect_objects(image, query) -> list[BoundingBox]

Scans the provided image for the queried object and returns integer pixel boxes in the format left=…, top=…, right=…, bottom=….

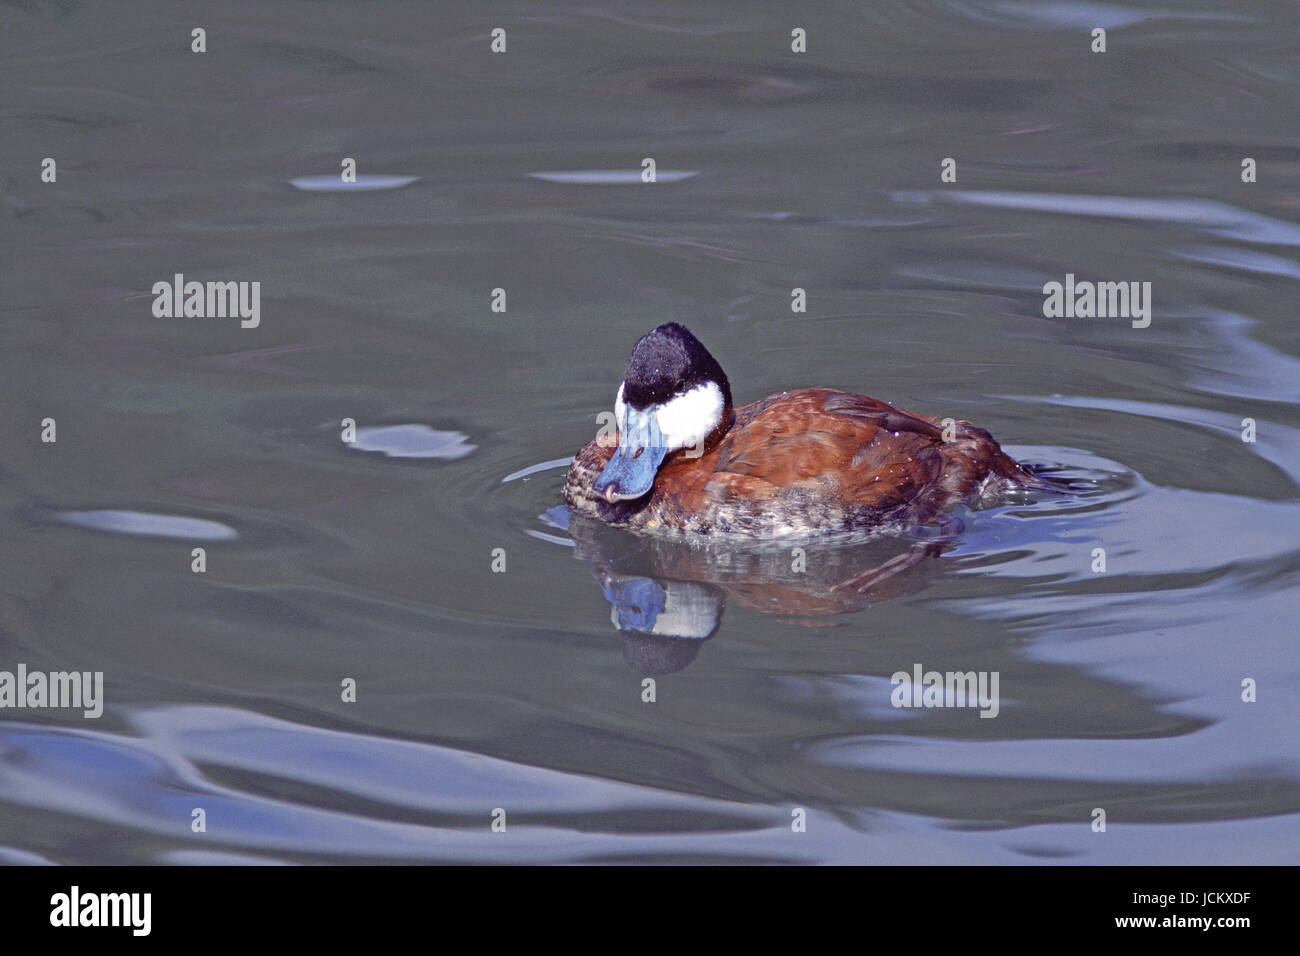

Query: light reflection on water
left=1, top=0, right=1298, bottom=863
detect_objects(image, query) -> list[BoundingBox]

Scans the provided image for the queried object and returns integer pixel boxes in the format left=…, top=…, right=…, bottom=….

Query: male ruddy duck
left=564, top=323, right=1044, bottom=538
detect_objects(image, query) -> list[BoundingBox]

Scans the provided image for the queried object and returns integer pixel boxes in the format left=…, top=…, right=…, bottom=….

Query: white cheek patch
left=654, top=382, right=725, bottom=453
left=613, top=383, right=626, bottom=431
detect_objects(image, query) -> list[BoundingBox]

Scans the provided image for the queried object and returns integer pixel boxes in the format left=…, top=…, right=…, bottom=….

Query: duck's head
left=594, top=322, right=733, bottom=504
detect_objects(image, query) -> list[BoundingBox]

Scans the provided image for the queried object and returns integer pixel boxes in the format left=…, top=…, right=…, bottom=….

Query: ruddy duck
left=564, top=323, right=1044, bottom=538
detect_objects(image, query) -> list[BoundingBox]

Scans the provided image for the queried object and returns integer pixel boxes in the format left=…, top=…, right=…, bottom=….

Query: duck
left=563, top=322, right=1046, bottom=539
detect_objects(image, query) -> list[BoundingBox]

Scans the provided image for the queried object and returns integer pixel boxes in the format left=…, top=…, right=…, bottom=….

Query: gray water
left=2, top=1, right=1298, bottom=864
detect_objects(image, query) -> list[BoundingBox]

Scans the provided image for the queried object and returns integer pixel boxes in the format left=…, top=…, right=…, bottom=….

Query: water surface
left=1, top=0, right=1298, bottom=864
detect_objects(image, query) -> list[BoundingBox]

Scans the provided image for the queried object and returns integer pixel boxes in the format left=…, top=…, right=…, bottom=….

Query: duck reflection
left=564, top=512, right=952, bottom=674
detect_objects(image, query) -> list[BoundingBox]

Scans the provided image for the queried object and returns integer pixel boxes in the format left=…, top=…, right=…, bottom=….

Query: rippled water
left=2, top=1, right=1298, bottom=864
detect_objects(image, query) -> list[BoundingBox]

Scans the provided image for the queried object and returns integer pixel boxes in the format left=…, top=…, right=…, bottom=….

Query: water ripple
left=53, top=510, right=238, bottom=541
left=349, top=425, right=477, bottom=460
left=288, top=175, right=419, bottom=192
left=896, top=190, right=1300, bottom=246
left=528, top=170, right=699, bottom=185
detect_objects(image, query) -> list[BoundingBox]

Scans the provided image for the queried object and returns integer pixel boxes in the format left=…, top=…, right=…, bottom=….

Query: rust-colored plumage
left=565, top=386, right=1038, bottom=538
